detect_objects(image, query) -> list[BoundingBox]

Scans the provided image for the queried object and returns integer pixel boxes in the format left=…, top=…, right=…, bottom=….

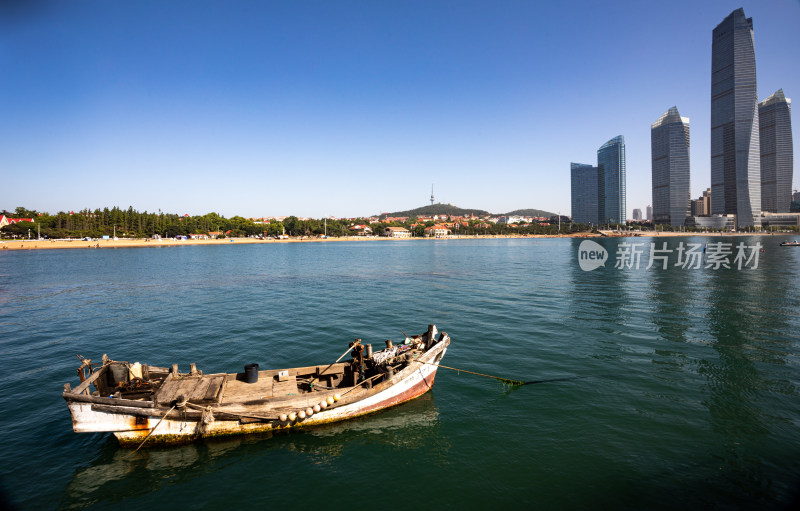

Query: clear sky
left=2, top=0, right=798, bottom=219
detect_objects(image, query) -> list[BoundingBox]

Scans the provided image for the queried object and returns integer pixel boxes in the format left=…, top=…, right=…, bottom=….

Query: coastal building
left=759, top=89, right=793, bottom=213
left=632, top=209, right=642, bottom=220
left=382, top=226, right=410, bottom=238
left=685, top=214, right=736, bottom=230
left=646, top=205, right=652, bottom=221
left=570, top=163, right=600, bottom=225
left=701, top=188, right=711, bottom=215
left=598, top=136, right=627, bottom=224
left=424, top=225, right=450, bottom=237
left=691, top=199, right=704, bottom=217
left=570, top=136, right=627, bottom=226
left=0, top=216, right=34, bottom=228
left=349, top=225, right=372, bottom=236
left=711, top=8, right=761, bottom=227
left=761, top=212, right=800, bottom=230
left=651, top=107, right=691, bottom=227
left=691, top=189, right=712, bottom=217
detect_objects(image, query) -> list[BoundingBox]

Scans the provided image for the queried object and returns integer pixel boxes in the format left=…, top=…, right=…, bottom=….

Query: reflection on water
left=59, top=394, right=444, bottom=509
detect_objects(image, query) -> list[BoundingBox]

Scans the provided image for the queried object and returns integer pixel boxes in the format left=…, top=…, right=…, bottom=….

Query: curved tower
left=711, top=8, right=761, bottom=227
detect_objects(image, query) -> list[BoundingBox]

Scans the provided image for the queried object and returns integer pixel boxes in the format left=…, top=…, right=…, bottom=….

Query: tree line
left=1, top=206, right=597, bottom=239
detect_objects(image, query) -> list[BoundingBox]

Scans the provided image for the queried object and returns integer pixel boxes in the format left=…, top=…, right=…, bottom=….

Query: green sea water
left=0, top=237, right=798, bottom=509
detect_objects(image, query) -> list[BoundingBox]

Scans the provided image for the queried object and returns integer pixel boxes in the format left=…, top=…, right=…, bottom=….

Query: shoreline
left=0, top=231, right=792, bottom=251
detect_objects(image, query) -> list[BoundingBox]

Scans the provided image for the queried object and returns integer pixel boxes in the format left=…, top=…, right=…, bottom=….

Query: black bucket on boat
left=244, top=363, right=259, bottom=383
left=107, top=364, right=128, bottom=387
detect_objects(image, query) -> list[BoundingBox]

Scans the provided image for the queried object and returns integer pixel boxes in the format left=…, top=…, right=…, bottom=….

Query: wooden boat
left=779, top=240, right=800, bottom=246
left=63, top=325, right=450, bottom=446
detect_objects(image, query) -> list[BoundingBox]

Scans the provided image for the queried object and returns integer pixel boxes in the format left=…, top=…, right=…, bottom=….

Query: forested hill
left=378, top=204, right=489, bottom=219
left=378, top=204, right=555, bottom=218
left=504, top=208, right=556, bottom=218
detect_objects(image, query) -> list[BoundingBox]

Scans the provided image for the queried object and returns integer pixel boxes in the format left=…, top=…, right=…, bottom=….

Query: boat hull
left=65, top=335, right=448, bottom=446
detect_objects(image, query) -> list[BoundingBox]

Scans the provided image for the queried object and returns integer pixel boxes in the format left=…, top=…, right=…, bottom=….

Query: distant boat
left=780, top=240, right=800, bottom=246
left=63, top=325, right=450, bottom=446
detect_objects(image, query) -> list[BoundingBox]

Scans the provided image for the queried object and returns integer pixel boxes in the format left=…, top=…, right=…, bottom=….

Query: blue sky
left=1, top=0, right=798, bottom=218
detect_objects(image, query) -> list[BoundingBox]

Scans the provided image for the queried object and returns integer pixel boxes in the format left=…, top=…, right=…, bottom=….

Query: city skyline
left=1, top=1, right=798, bottom=219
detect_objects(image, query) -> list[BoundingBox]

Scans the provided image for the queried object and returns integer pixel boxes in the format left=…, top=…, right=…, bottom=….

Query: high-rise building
left=570, top=163, right=600, bottom=225
left=597, top=135, right=626, bottom=224
left=651, top=107, right=691, bottom=227
left=646, top=205, right=652, bottom=221
left=632, top=209, right=642, bottom=220
left=691, top=199, right=704, bottom=217
left=759, top=89, right=793, bottom=213
left=691, top=189, right=712, bottom=217
left=711, top=8, right=761, bottom=227
left=701, top=188, right=711, bottom=215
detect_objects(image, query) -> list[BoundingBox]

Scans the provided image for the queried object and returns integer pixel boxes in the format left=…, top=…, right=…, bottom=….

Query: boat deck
left=151, top=362, right=350, bottom=407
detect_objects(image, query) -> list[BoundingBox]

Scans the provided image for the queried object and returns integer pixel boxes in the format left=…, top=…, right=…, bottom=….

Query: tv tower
left=430, top=184, right=435, bottom=206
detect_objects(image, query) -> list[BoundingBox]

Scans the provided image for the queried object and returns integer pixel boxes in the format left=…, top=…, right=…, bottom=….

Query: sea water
left=0, top=237, right=798, bottom=509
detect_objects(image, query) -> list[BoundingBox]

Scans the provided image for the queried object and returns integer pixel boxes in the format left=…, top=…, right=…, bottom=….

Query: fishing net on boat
left=371, top=346, right=398, bottom=368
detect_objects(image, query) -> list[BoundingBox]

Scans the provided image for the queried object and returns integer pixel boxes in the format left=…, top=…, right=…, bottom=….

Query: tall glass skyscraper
left=651, top=107, right=690, bottom=227
left=570, top=163, right=599, bottom=225
left=759, top=89, right=793, bottom=213
left=711, top=8, right=761, bottom=227
left=597, top=135, right=626, bottom=224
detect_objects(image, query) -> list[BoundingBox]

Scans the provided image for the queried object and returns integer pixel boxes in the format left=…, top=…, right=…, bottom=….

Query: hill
left=378, top=204, right=556, bottom=219
left=503, top=208, right=556, bottom=218
left=378, top=204, right=490, bottom=219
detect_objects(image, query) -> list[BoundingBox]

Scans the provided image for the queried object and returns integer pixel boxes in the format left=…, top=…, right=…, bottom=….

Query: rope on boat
left=420, top=362, right=525, bottom=385
left=424, top=361, right=602, bottom=387
left=128, top=403, right=178, bottom=456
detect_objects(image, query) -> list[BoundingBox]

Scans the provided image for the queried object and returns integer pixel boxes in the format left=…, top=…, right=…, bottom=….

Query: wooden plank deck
left=156, top=375, right=225, bottom=405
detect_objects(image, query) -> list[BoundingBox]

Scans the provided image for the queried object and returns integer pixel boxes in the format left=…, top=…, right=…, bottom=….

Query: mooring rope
left=422, top=361, right=596, bottom=387
left=422, top=362, right=525, bottom=385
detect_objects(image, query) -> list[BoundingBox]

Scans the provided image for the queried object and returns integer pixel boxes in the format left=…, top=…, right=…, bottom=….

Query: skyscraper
left=759, top=89, right=793, bottom=213
left=597, top=136, right=626, bottom=224
left=570, top=163, right=599, bottom=225
left=711, top=8, right=761, bottom=227
left=651, top=107, right=691, bottom=227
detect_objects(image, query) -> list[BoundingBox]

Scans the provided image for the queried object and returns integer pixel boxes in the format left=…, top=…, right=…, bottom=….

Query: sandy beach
left=0, top=230, right=785, bottom=251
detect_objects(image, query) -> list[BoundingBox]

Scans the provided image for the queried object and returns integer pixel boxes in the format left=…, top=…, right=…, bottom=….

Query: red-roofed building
left=0, top=216, right=34, bottom=228
left=349, top=225, right=372, bottom=235
left=424, top=225, right=450, bottom=237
